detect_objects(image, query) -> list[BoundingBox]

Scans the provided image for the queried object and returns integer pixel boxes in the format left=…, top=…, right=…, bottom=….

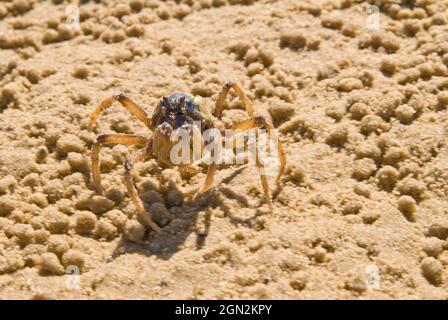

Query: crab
left=88, top=82, right=286, bottom=234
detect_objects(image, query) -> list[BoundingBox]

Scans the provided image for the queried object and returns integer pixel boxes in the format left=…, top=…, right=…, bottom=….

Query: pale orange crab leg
left=88, top=93, right=152, bottom=131
left=213, top=82, right=255, bottom=118
left=231, top=116, right=286, bottom=210
left=123, top=145, right=162, bottom=234
left=91, top=134, right=149, bottom=194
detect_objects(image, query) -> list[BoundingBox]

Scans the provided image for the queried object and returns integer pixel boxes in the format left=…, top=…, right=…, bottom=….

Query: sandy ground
left=0, top=0, right=448, bottom=299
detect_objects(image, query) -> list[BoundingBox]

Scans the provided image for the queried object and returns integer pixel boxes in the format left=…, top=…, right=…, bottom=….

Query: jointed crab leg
left=88, top=93, right=152, bottom=130
left=213, top=82, right=255, bottom=118
left=231, top=116, right=286, bottom=209
left=232, top=117, right=286, bottom=182
left=200, top=163, right=217, bottom=194
left=123, top=144, right=162, bottom=234
left=91, top=134, right=149, bottom=193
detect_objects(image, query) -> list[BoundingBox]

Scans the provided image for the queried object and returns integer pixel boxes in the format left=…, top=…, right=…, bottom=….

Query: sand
left=0, top=0, right=448, bottom=299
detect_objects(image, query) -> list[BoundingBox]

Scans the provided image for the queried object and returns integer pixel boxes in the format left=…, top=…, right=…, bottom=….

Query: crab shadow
left=110, top=166, right=273, bottom=261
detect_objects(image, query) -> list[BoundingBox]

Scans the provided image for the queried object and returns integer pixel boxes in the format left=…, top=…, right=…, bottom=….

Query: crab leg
left=123, top=145, right=162, bottom=234
left=213, top=82, right=255, bottom=118
left=91, top=134, right=149, bottom=194
left=88, top=93, right=152, bottom=131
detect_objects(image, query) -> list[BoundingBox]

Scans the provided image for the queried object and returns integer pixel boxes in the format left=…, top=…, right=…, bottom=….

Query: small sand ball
left=247, top=239, right=262, bottom=252
left=341, top=201, right=362, bottom=215
left=383, top=147, right=409, bottom=165
left=349, top=102, right=371, bottom=121
left=95, top=218, right=118, bottom=240
left=361, top=211, right=380, bottom=224
left=395, top=105, right=415, bottom=124
left=437, top=92, right=448, bottom=107
left=47, top=235, right=70, bottom=257
left=417, top=63, right=434, bottom=79
left=112, top=4, right=131, bottom=17
left=274, top=86, right=293, bottom=103
left=326, top=125, right=348, bottom=147
left=396, top=177, right=426, bottom=200
left=0, top=195, right=15, bottom=216
left=326, top=105, right=345, bottom=121
left=442, top=53, right=448, bottom=66
left=126, top=24, right=145, bottom=37
left=0, top=175, right=17, bottom=195
left=338, top=78, right=363, bottom=92
left=33, top=229, right=50, bottom=244
left=57, top=160, right=71, bottom=177
left=100, top=30, right=114, bottom=43
left=43, top=179, right=64, bottom=203
left=12, top=0, right=31, bottom=14
left=212, top=0, right=226, bottom=7
left=360, top=115, right=387, bottom=135
left=289, top=271, right=308, bottom=291
left=23, top=244, right=46, bottom=267
left=247, top=62, right=264, bottom=77
left=341, top=23, right=357, bottom=37
left=344, top=275, right=367, bottom=294
left=352, top=158, right=377, bottom=180
left=431, top=13, right=447, bottom=25
left=30, top=192, right=48, bottom=208
left=426, top=222, right=448, bottom=240
left=104, top=209, right=127, bottom=231
left=56, top=134, right=85, bottom=155
left=21, top=173, right=40, bottom=188
left=61, top=249, right=86, bottom=271
left=67, top=152, right=90, bottom=174
left=39, top=252, right=64, bottom=275
left=422, top=237, right=444, bottom=258
left=30, top=216, right=46, bottom=230
left=167, top=190, right=183, bottom=207
left=284, top=163, right=305, bottom=185
left=439, top=251, right=448, bottom=266
left=112, top=30, right=127, bottom=43
left=397, top=195, right=416, bottom=216
left=130, top=0, right=144, bottom=12
left=35, top=146, right=48, bottom=163
left=73, top=93, right=90, bottom=105
left=380, top=58, right=397, bottom=75
left=140, top=190, right=164, bottom=204
left=13, top=223, right=34, bottom=246
left=72, top=67, right=89, bottom=79
left=88, top=195, right=115, bottom=215
left=321, top=14, right=343, bottom=29
left=354, top=142, right=382, bottom=161
left=268, top=102, right=295, bottom=126
left=377, top=166, right=399, bottom=189
left=376, top=134, right=397, bottom=151
left=258, top=47, right=274, bottom=67
left=404, top=20, right=421, bottom=35
left=243, top=48, right=259, bottom=65
left=74, top=211, right=97, bottom=235
left=0, top=216, right=12, bottom=230
left=280, top=31, right=307, bottom=50
left=397, top=68, right=421, bottom=85
left=124, top=220, right=145, bottom=242
left=191, top=83, right=213, bottom=97
left=312, top=247, right=327, bottom=263
left=354, top=183, right=371, bottom=198
left=0, top=250, right=25, bottom=274
left=421, top=257, right=444, bottom=286
left=0, top=4, right=8, bottom=19
left=47, top=210, right=70, bottom=234
left=105, top=187, right=124, bottom=203
left=150, top=203, right=173, bottom=227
